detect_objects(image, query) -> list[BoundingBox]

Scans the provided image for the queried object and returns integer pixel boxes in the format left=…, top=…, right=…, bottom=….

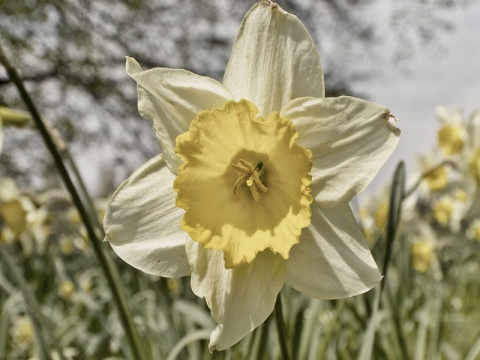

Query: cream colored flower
left=431, top=194, right=466, bottom=232
left=415, top=151, right=456, bottom=195
left=11, top=315, right=33, bottom=347
left=455, top=108, right=480, bottom=221
left=436, top=105, right=466, bottom=155
left=466, top=219, right=480, bottom=241
left=0, top=179, right=26, bottom=233
left=58, top=280, right=76, bottom=300
left=104, top=1, right=400, bottom=351
left=410, top=241, right=433, bottom=273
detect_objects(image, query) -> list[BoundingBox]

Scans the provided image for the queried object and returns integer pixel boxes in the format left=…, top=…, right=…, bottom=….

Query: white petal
left=282, top=96, right=400, bottom=206
left=104, top=155, right=189, bottom=278
left=286, top=203, right=381, bottom=299
left=186, top=239, right=286, bottom=351
left=126, top=57, right=234, bottom=173
left=223, top=1, right=324, bottom=117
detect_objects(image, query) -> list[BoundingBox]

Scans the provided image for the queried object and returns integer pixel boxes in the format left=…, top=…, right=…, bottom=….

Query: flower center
left=231, top=160, right=268, bottom=201
left=425, top=165, right=448, bottom=191
left=433, top=197, right=453, bottom=225
left=174, top=100, right=312, bottom=268
left=438, top=124, right=464, bottom=155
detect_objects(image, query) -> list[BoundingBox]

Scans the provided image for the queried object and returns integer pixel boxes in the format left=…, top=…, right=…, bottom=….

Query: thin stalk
left=245, top=318, right=259, bottom=358
left=255, top=315, right=272, bottom=360
left=358, top=286, right=381, bottom=360
left=382, top=161, right=406, bottom=292
left=274, top=294, right=290, bottom=360
left=359, top=161, right=406, bottom=360
left=0, top=245, right=57, bottom=360
left=0, top=47, right=145, bottom=360
left=386, top=286, right=410, bottom=360
left=291, top=301, right=307, bottom=360
left=317, top=301, right=345, bottom=359
left=380, top=161, right=407, bottom=357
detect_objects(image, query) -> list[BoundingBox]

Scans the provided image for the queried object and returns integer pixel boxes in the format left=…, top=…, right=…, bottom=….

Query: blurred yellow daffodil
left=58, top=280, right=76, bottom=300
left=467, top=219, right=480, bottom=241
left=11, top=316, right=33, bottom=347
left=425, top=165, right=448, bottom=191
left=0, top=178, right=28, bottom=238
left=436, top=106, right=466, bottom=155
left=104, top=0, right=400, bottom=351
left=0, top=106, right=31, bottom=155
left=410, top=241, right=433, bottom=273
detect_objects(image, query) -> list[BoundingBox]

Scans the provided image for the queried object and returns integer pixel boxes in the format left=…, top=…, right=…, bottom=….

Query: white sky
left=354, top=0, right=480, bottom=192
left=77, top=1, right=480, bottom=198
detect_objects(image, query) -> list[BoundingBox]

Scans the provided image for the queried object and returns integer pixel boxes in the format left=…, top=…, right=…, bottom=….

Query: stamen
left=253, top=171, right=268, bottom=192
left=250, top=181, right=260, bottom=201
left=233, top=174, right=249, bottom=195
left=231, top=159, right=268, bottom=201
left=231, top=162, right=250, bottom=173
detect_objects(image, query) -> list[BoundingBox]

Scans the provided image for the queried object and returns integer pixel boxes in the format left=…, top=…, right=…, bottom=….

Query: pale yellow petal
left=282, top=96, right=400, bottom=206
left=104, top=155, right=190, bottom=278
left=0, top=200, right=27, bottom=236
left=286, top=203, right=382, bottom=299
left=126, top=57, right=234, bottom=173
left=186, top=238, right=286, bottom=351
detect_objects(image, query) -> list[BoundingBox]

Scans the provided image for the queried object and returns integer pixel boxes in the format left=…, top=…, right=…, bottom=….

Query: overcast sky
left=353, top=0, right=480, bottom=193
left=72, top=0, right=480, bottom=198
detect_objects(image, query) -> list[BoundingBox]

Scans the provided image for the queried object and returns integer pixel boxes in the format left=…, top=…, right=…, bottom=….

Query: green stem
left=0, top=47, right=145, bottom=360
left=255, top=314, right=272, bottom=360
left=382, top=161, right=406, bottom=292
left=274, top=294, right=290, bottom=360
left=317, top=301, right=345, bottom=359
left=0, top=245, right=57, bottom=360
left=386, top=285, right=410, bottom=360
left=291, top=301, right=307, bottom=360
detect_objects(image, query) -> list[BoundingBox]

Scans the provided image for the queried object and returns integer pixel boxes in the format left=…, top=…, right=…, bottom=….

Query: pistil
left=231, top=159, right=268, bottom=201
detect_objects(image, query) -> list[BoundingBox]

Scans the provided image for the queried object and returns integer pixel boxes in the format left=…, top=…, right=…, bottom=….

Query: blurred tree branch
left=0, top=0, right=475, bottom=194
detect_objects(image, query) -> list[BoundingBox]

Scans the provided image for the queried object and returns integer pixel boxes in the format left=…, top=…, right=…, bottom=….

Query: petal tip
left=208, top=324, right=224, bottom=353
left=385, top=112, right=401, bottom=136
left=126, top=57, right=142, bottom=76
left=260, top=0, right=279, bottom=9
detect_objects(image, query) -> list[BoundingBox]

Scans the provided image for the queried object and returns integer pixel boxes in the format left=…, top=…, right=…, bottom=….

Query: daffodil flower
left=104, top=0, right=400, bottom=351
left=436, top=106, right=467, bottom=156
